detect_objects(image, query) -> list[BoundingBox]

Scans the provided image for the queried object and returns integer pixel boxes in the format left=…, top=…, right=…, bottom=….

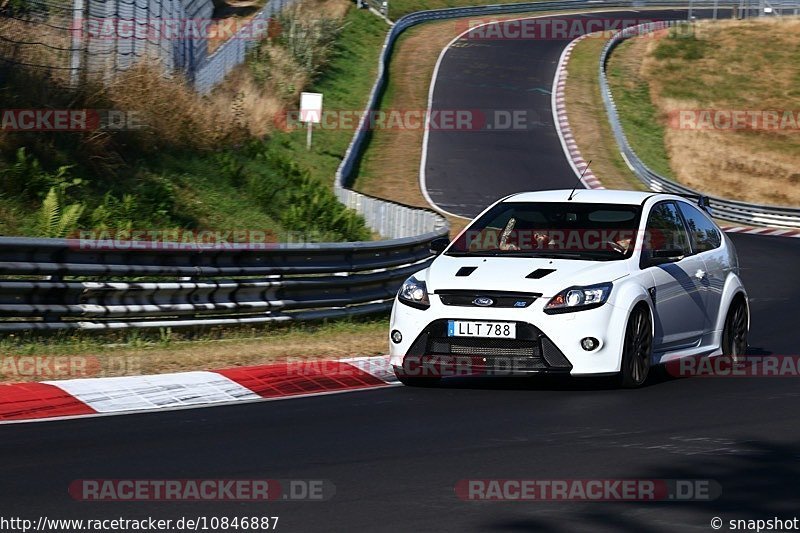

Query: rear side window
left=644, top=202, right=691, bottom=255
left=677, top=202, right=721, bottom=253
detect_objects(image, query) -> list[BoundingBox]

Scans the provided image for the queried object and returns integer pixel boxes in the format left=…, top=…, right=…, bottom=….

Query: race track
left=4, top=9, right=799, bottom=533
left=423, top=9, right=727, bottom=218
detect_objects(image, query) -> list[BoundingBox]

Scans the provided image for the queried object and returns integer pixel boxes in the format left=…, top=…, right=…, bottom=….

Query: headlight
left=398, top=275, right=430, bottom=310
left=544, top=283, right=612, bottom=314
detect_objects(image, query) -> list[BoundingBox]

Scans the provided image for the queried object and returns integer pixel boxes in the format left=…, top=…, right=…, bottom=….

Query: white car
left=389, top=190, right=749, bottom=388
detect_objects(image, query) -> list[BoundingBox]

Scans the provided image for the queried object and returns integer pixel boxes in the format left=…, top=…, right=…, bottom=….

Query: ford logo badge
left=473, top=297, right=494, bottom=307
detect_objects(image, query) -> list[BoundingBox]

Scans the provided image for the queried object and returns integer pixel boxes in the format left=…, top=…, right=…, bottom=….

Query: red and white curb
left=718, top=226, right=800, bottom=238
left=553, top=34, right=604, bottom=191
left=0, top=355, right=398, bottom=424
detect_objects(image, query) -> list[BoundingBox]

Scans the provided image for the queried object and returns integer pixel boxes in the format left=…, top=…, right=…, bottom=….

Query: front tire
left=721, top=296, right=748, bottom=362
left=618, top=305, right=653, bottom=388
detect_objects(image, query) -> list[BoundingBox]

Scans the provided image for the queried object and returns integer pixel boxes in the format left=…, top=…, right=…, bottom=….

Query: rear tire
left=721, top=296, right=748, bottom=363
left=618, top=305, right=653, bottom=389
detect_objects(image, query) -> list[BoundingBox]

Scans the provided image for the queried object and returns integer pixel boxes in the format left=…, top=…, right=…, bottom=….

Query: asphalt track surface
left=4, top=9, right=800, bottom=533
left=424, top=9, right=728, bottom=218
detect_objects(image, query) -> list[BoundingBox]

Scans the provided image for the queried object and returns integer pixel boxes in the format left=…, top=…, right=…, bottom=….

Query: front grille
left=436, top=290, right=540, bottom=308
left=403, top=319, right=571, bottom=375
left=450, top=343, right=535, bottom=357
left=431, top=338, right=538, bottom=357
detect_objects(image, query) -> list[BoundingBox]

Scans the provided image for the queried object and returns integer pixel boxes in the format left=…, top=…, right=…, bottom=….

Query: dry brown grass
left=209, top=0, right=349, bottom=53
left=0, top=323, right=388, bottom=383
left=100, top=0, right=352, bottom=145
left=356, top=26, right=446, bottom=209
left=103, top=62, right=249, bottom=151
left=207, top=0, right=350, bottom=138
left=637, top=18, right=800, bottom=206
left=0, top=17, right=73, bottom=86
left=0, top=0, right=351, bottom=148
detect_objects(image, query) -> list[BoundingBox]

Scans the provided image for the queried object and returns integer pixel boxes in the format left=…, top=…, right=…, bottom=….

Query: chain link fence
left=0, top=0, right=82, bottom=86
left=0, top=0, right=296, bottom=92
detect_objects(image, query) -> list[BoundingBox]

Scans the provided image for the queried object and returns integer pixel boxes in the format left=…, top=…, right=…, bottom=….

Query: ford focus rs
left=389, top=190, right=749, bottom=388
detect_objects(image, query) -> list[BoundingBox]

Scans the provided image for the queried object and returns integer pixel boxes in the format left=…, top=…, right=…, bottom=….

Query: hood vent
left=455, top=266, right=478, bottom=277
left=526, top=268, right=556, bottom=279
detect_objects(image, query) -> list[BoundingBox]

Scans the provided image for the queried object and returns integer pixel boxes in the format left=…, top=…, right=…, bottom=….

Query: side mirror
left=648, top=246, right=684, bottom=266
left=698, top=195, right=713, bottom=215
left=429, top=237, right=450, bottom=255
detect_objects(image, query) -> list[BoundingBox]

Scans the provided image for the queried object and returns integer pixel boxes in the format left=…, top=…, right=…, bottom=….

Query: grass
left=606, top=36, right=675, bottom=179
left=354, top=18, right=477, bottom=237
left=267, top=5, right=389, bottom=185
left=386, top=0, right=549, bottom=19
left=564, top=34, right=645, bottom=191
left=354, top=23, right=449, bottom=207
left=0, top=0, right=387, bottom=242
left=595, top=18, right=800, bottom=206
left=0, top=319, right=389, bottom=383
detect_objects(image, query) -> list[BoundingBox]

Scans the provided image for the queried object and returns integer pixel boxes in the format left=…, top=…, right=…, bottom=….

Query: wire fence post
left=69, top=0, right=85, bottom=87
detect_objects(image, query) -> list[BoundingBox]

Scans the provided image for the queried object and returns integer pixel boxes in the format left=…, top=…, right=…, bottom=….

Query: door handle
left=695, top=269, right=706, bottom=280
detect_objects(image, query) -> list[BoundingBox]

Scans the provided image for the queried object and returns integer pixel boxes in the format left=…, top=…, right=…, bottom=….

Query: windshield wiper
left=509, top=252, right=586, bottom=260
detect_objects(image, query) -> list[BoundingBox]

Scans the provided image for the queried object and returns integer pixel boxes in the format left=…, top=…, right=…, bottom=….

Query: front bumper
left=395, top=319, right=572, bottom=377
left=389, top=294, right=629, bottom=376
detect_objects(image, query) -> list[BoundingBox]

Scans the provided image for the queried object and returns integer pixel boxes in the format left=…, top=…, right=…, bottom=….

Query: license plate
left=447, top=320, right=516, bottom=339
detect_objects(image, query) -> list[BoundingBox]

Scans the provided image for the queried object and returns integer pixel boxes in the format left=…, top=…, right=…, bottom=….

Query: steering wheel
left=603, top=240, right=627, bottom=254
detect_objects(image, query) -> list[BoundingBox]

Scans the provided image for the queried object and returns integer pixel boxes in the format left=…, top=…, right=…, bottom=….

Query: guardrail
left=599, top=20, right=800, bottom=229
left=0, top=233, right=444, bottom=332
left=4, top=0, right=793, bottom=332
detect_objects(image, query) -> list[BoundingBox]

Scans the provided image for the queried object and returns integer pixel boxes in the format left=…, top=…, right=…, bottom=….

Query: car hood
left=424, top=254, right=631, bottom=297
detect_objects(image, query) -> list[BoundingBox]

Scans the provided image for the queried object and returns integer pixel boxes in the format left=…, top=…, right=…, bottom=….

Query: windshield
left=447, top=201, right=642, bottom=261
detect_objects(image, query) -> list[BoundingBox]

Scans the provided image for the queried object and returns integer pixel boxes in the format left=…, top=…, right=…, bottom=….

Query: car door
left=642, top=201, right=707, bottom=351
left=676, top=201, right=726, bottom=330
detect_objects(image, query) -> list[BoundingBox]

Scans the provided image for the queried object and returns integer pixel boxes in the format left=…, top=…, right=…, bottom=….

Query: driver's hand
left=615, top=238, right=632, bottom=252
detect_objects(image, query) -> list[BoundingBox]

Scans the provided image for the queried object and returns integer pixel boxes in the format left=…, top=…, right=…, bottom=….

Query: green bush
left=226, top=148, right=370, bottom=242
left=37, top=187, right=84, bottom=238
left=0, top=147, right=82, bottom=202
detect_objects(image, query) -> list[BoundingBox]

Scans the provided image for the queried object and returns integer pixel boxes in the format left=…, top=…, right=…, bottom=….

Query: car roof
left=503, top=189, right=657, bottom=205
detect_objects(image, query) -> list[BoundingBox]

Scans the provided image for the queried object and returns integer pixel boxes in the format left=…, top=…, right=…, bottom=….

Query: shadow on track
left=478, top=438, right=800, bottom=532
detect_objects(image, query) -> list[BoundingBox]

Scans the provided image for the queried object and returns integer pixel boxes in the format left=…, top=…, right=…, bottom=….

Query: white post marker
left=300, top=92, right=323, bottom=151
